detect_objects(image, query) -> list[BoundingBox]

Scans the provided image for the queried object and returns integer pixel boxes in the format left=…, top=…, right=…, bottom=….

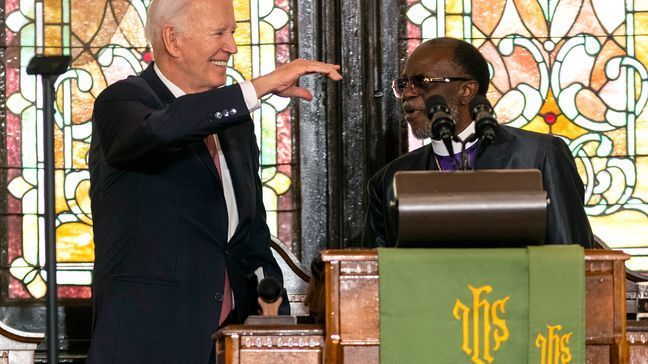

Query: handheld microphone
left=257, top=276, right=282, bottom=304
left=470, top=95, right=498, bottom=142
left=425, top=95, right=456, bottom=157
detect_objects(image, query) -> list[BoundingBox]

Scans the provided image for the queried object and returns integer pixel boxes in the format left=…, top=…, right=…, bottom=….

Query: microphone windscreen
left=425, top=94, right=447, bottom=110
left=257, top=276, right=282, bottom=303
left=469, top=94, right=491, bottom=118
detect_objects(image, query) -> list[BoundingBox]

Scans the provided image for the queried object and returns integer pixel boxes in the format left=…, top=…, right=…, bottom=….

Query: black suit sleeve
left=542, top=137, right=594, bottom=247
left=93, top=78, right=250, bottom=168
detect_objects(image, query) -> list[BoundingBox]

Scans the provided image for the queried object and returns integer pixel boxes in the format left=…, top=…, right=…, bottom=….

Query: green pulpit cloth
left=378, top=246, right=584, bottom=363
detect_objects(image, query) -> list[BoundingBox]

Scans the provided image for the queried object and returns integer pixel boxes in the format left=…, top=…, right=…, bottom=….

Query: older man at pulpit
left=361, top=37, right=594, bottom=248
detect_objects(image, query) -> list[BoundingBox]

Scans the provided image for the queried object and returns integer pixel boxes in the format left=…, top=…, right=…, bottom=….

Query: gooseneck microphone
left=469, top=94, right=498, bottom=142
left=425, top=95, right=456, bottom=157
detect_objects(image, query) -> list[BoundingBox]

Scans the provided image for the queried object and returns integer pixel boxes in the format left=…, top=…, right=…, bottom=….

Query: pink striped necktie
left=204, top=135, right=233, bottom=325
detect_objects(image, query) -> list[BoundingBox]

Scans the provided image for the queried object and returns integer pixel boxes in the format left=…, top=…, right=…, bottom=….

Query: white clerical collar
left=430, top=121, right=477, bottom=156
left=154, top=63, right=186, bottom=98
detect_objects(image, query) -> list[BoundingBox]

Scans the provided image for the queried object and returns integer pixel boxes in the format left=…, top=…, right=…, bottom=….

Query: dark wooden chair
left=269, top=237, right=312, bottom=316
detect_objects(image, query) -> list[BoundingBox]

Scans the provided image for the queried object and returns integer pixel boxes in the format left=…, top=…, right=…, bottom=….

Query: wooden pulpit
left=214, top=248, right=632, bottom=363
left=214, top=325, right=323, bottom=363
left=321, top=249, right=630, bottom=364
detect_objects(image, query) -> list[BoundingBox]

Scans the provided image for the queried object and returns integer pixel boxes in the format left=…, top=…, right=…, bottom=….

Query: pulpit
left=214, top=325, right=323, bottom=363
left=215, top=171, right=634, bottom=363
left=321, top=249, right=630, bottom=364
left=214, top=248, right=632, bottom=363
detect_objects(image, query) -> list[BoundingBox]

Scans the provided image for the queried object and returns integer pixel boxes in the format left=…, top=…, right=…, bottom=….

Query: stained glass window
left=0, top=0, right=296, bottom=300
left=404, top=0, right=648, bottom=270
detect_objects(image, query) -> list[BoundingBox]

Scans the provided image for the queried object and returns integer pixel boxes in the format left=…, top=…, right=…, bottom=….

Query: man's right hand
left=251, top=59, right=342, bottom=100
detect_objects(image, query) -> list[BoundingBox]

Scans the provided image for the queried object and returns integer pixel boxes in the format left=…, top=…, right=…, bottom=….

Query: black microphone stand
left=27, top=55, right=71, bottom=364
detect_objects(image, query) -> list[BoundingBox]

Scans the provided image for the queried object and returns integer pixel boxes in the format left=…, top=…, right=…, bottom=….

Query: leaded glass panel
left=0, top=0, right=297, bottom=300
left=404, top=0, right=648, bottom=270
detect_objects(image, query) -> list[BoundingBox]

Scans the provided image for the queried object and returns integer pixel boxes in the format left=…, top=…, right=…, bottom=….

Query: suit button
left=214, top=292, right=224, bottom=301
left=208, top=114, right=215, bottom=122
left=215, top=112, right=223, bottom=119
left=223, top=109, right=230, bottom=117
left=230, top=108, right=237, bottom=115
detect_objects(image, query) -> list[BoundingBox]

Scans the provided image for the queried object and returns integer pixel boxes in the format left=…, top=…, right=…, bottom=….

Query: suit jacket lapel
left=140, top=64, right=223, bottom=184
left=140, top=64, right=176, bottom=105
left=192, top=141, right=224, bottom=186
left=414, top=144, right=437, bottom=170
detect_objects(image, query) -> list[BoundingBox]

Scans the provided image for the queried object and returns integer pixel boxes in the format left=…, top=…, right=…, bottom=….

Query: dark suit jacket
left=87, top=64, right=285, bottom=363
left=362, top=125, right=594, bottom=248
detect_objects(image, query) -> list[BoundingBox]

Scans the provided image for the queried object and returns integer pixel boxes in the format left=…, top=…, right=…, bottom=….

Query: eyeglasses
left=391, top=76, right=474, bottom=98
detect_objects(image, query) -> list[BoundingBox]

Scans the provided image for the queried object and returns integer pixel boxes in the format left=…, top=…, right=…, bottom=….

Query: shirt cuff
left=240, top=81, right=261, bottom=112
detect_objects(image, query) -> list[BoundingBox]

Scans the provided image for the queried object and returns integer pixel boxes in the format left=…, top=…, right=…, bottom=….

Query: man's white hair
left=145, top=0, right=191, bottom=48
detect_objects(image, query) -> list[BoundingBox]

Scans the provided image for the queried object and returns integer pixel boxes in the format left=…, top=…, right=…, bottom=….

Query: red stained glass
left=7, top=215, right=22, bottom=263
left=276, top=110, right=292, bottom=164
left=8, top=277, right=31, bottom=299
left=407, top=38, right=421, bottom=56
left=5, top=0, right=19, bottom=13
left=406, top=22, right=421, bottom=42
left=5, top=60, right=20, bottom=96
left=544, top=112, right=557, bottom=125
left=275, top=0, right=290, bottom=11
left=6, top=191, right=20, bottom=215
left=275, top=44, right=291, bottom=65
left=275, top=25, right=290, bottom=44
left=142, top=51, right=153, bottom=63
left=277, top=212, right=293, bottom=250
left=277, top=164, right=292, bottom=176
left=6, top=110, right=22, bottom=162
left=4, top=0, right=20, bottom=45
left=58, top=286, right=92, bottom=299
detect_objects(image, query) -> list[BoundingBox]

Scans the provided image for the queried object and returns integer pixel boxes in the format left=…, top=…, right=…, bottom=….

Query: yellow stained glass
left=44, top=0, right=62, bottom=22
left=56, top=222, right=95, bottom=262
left=232, top=46, right=253, bottom=80
left=234, top=0, right=251, bottom=21
left=44, top=26, right=63, bottom=52
left=405, top=0, right=648, bottom=270
left=445, top=15, right=463, bottom=39
left=234, top=22, right=252, bottom=46
left=2, top=0, right=296, bottom=299
left=266, top=171, right=291, bottom=195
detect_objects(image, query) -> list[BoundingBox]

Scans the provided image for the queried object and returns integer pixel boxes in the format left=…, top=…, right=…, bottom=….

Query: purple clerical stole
left=432, top=142, right=479, bottom=171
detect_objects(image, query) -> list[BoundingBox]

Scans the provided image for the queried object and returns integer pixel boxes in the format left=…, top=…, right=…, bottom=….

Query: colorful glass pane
left=0, top=0, right=296, bottom=300
left=404, top=0, right=648, bottom=270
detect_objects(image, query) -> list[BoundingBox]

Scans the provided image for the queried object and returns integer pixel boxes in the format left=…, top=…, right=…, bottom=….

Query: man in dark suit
left=87, top=0, right=341, bottom=362
left=362, top=37, right=593, bottom=248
